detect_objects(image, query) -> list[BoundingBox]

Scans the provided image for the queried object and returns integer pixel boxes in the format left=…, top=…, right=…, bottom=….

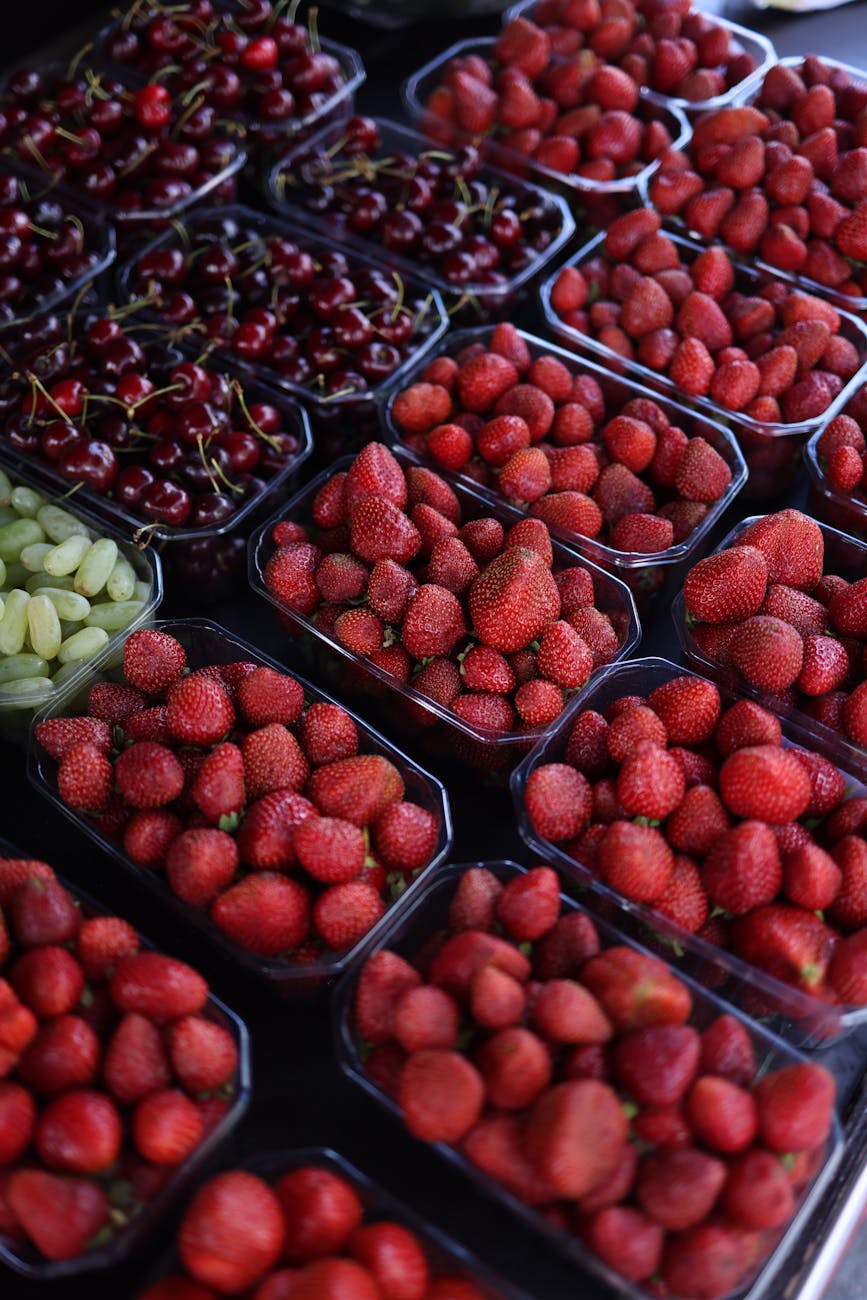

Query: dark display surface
left=3, top=1, right=867, bottom=1297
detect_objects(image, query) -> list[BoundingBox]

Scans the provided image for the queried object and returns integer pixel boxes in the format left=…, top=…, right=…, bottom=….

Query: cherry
left=216, top=429, right=259, bottom=473
left=58, top=439, right=118, bottom=493
left=140, top=478, right=192, bottom=527
left=40, top=421, right=81, bottom=460
left=357, top=341, right=401, bottom=382
left=233, top=320, right=272, bottom=361
left=150, top=439, right=185, bottom=473
left=48, top=378, right=86, bottom=417
left=241, top=36, right=279, bottom=71
left=134, top=85, right=171, bottom=130
left=382, top=211, right=422, bottom=252
left=115, top=464, right=156, bottom=508
left=333, top=306, right=373, bottom=351
left=170, top=363, right=211, bottom=404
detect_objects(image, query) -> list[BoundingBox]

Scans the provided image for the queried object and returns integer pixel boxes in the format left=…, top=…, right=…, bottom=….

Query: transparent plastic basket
left=0, top=457, right=162, bottom=741
left=138, top=1147, right=527, bottom=1299
left=803, top=422, right=867, bottom=543
left=402, top=37, right=690, bottom=200
left=381, top=324, right=748, bottom=611
left=267, top=116, right=575, bottom=323
left=0, top=835, right=251, bottom=1279
left=248, top=446, right=640, bottom=776
left=540, top=228, right=867, bottom=501
left=671, top=515, right=867, bottom=785
left=334, top=859, right=845, bottom=1300
left=27, top=617, right=453, bottom=997
left=511, top=655, right=867, bottom=1048
left=505, top=2, right=775, bottom=115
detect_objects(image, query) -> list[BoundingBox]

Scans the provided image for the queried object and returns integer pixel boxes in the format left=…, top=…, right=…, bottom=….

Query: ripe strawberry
left=166, top=675, right=234, bottom=746
left=598, top=821, right=673, bottom=901
left=179, top=1171, right=285, bottom=1292
left=637, top=1145, right=727, bottom=1231
left=702, top=821, right=782, bottom=914
left=115, top=741, right=184, bottom=810
left=531, top=978, right=612, bottom=1044
left=292, top=816, right=366, bottom=885
left=166, top=829, right=239, bottom=907
left=237, top=667, right=304, bottom=727
left=829, top=836, right=867, bottom=930
left=754, top=1061, right=835, bottom=1152
left=586, top=1206, right=663, bottom=1283
left=242, top=724, right=308, bottom=802
left=700, top=1014, right=755, bottom=1086
left=87, top=681, right=147, bottom=725
left=76, top=916, right=139, bottom=981
left=614, top=1023, right=701, bottom=1108
left=668, top=335, right=715, bottom=395
left=372, top=802, right=438, bottom=874
left=348, top=1221, right=429, bottom=1298
left=399, top=1048, right=484, bottom=1143
left=646, top=675, right=721, bottom=746
left=514, top=678, right=564, bottom=725
left=683, top=546, right=768, bottom=623
left=11, top=945, right=83, bottom=1018
left=35, top=716, right=111, bottom=762
left=492, top=867, right=559, bottom=944
left=393, top=984, right=459, bottom=1054
left=212, top=873, right=311, bottom=956
left=263, top=542, right=322, bottom=615
left=343, top=442, right=408, bottom=514
left=606, top=705, right=667, bottom=760
left=428, top=931, right=530, bottom=1002
left=406, top=465, right=461, bottom=523
left=447, top=868, right=502, bottom=934
left=355, top=950, right=421, bottom=1044
left=687, top=1075, right=758, bottom=1154
left=57, top=742, right=113, bottom=812
left=349, top=497, right=422, bottom=567
left=401, top=584, right=467, bottom=659
left=123, top=629, right=186, bottom=694
left=469, top=548, right=559, bottom=654
left=526, top=1079, right=627, bottom=1198
left=307, top=755, right=404, bottom=827
left=36, top=1088, right=121, bottom=1173
left=237, top=789, right=315, bottom=870
left=844, top=683, right=867, bottom=747
left=11, top=878, right=81, bottom=947
left=110, top=953, right=207, bottom=1023
left=829, top=929, right=867, bottom=1003
left=7, top=1170, right=109, bottom=1261
left=654, top=855, right=710, bottom=933
left=271, top=1165, right=363, bottom=1267
left=721, top=1148, right=795, bottom=1230
left=662, top=1221, right=757, bottom=1299
left=718, top=744, right=812, bottom=821
left=103, top=1012, right=171, bottom=1104
left=729, top=615, right=804, bottom=691
left=315, top=552, right=368, bottom=604
left=732, top=904, right=837, bottom=991
left=469, top=964, right=525, bottom=1031
left=617, top=742, right=686, bottom=819
left=740, top=510, right=825, bottom=591
left=314, top=881, right=385, bottom=951
left=133, top=1088, right=203, bottom=1165
left=0, top=1081, right=34, bottom=1166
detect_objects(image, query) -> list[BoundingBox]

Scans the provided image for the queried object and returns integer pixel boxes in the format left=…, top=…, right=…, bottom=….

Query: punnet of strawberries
left=507, top=0, right=764, bottom=106
left=345, top=861, right=839, bottom=1300
left=807, top=397, right=867, bottom=523
left=416, top=14, right=682, bottom=183
left=680, top=509, right=867, bottom=763
left=648, top=56, right=867, bottom=299
left=32, top=624, right=449, bottom=979
left=388, top=323, right=743, bottom=570
left=547, top=211, right=867, bottom=428
left=519, top=659, right=867, bottom=1015
left=257, top=440, right=637, bottom=745
left=138, top=1151, right=508, bottom=1298
left=0, top=853, right=246, bottom=1268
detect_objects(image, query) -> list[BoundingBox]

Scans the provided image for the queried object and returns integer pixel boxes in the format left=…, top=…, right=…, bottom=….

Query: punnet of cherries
left=0, top=311, right=306, bottom=533
left=126, top=208, right=444, bottom=404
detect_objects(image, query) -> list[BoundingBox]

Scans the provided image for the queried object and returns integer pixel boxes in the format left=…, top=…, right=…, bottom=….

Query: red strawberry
left=732, top=904, right=837, bottom=991
left=581, top=947, right=691, bottom=1029
left=401, top=584, right=467, bottom=659
left=115, top=741, right=184, bottom=810
left=524, top=763, right=592, bottom=843
left=399, top=1048, right=484, bottom=1143
left=355, top=950, right=421, bottom=1044
left=702, top=821, right=782, bottom=914
left=687, top=1075, right=758, bottom=1153
left=428, top=931, right=530, bottom=1001
left=448, top=868, right=502, bottom=933
left=740, top=510, right=824, bottom=591
left=0, top=1081, right=34, bottom=1166
left=307, top=755, right=404, bottom=826
left=469, top=548, right=559, bottom=653
left=662, top=1222, right=757, bottom=1299
left=237, top=789, right=315, bottom=870
left=133, top=1088, right=203, bottom=1165
left=393, top=984, right=459, bottom=1053
left=729, top=615, right=804, bottom=691
left=344, top=442, right=407, bottom=513
left=293, top=816, right=366, bottom=884
left=683, top=546, right=768, bottom=623
left=829, top=929, right=867, bottom=1003
left=110, top=953, right=208, bottom=1023
left=179, top=1171, right=285, bottom=1292
left=123, top=629, right=186, bottom=694
left=495, top=866, right=561, bottom=942
left=315, top=552, right=368, bottom=603
left=636, top=1145, right=727, bottom=1230
left=700, top=1014, right=755, bottom=1086
left=718, top=744, right=812, bottom=821
left=653, top=855, right=709, bottom=933
left=166, top=675, right=234, bottom=747
left=616, top=742, right=685, bottom=819
left=166, top=829, right=239, bottom=907
left=526, top=1079, right=627, bottom=1197
left=237, top=667, right=304, bottom=727
left=531, top=979, right=611, bottom=1043
left=76, top=916, right=139, bottom=981
left=11, top=878, right=81, bottom=947
left=373, top=802, right=438, bottom=873
left=273, top=1165, right=363, bottom=1265
left=470, top=964, right=525, bottom=1030
left=57, top=742, right=113, bottom=812
left=586, top=1206, right=663, bottom=1283
left=314, top=881, right=385, bottom=951
left=829, top=836, right=867, bottom=930
left=754, top=1061, right=835, bottom=1152
left=721, top=1148, right=795, bottom=1230
left=35, top=716, right=111, bottom=762
left=349, top=1223, right=429, bottom=1299
left=7, top=1169, right=109, bottom=1261
left=598, top=821, right=673, bottom=901
left=87, top=681, right=147, bottom=724
left=299, top=703, right=358, bottom=767
left=242, top=725, right=308, bottom=802
left=11, top=945, right=83, bottom=1018
left=104, top=1012, right=171, bottom=1104
left=212, top=874, right=311, bottom=956
left=263, top=542, right=322, bottom=615
left=35, top=1088, right=121, bottom=1173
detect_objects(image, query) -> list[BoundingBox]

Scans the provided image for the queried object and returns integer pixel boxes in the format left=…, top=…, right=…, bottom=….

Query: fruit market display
left=0, top=166, right=111, bottom=327
left=0, top=854, right=245, bottom=1266
left=505, top=1, right=764, bottom=104
left=0, top=311, right=306, bottom=534
left=0, top=469, right=154, bottom=705
left=100, top=0, right=358, bottom=151
left=387, top=322, right=741, bottom=561
left=520, top=664, right=867, bottom=1009
left=259, top=440, right=634, bottom=736
left=34, top=626, right=447, bottom=970
left=0, top=64, right=242, bottom=235
left=546, top=211, right=867, bottom=425
left=125, top=208, right=445, bottom=404
left=647, top=57, right=867, bottom=299
left=139, top=1153, right=504, bottom=1297
left=347, top=863, right=838, bottom=1299
left=270, top=115, right=570, bottom=312
left=415, top=16, right=682, bottom=183
left=680, top=509, right=867, bottom=758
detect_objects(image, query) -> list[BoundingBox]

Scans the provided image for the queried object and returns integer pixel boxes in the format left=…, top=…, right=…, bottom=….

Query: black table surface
left=4, top=1, right=867, bottom=1296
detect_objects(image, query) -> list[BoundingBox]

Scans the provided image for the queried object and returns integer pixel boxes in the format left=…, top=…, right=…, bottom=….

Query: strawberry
left=614, top=1022, right=701, bottom=1107
left=237, top=667, right=304, bottom=727
left=829, top=836, right=867, bottom=930
left=646, top=675, right=720, bottom=746
left=237, top=789, right=315, bottom=870
left=123, top=629, right=186, bottom=694
left=166, top=829, right=238, bottom=907
left=11, top=945, right=84, bottom=1018
left=271, top=1165, right=363, bottom=1267
left=581, top=947, right=691, bottom=1029
left=168, top=1016, right=238, bottom=1094
left=526, top=1078, right=627, bottom=1197
left=514, top=678, right=564, bottom=725
left=87, top=681, right=147, bottom=724
left=687, top=1074, right=758, bottom=1154
left=0, top=1081, right=34, bottom=1167
left=76, top=916, right=139, bottom=981
left=166, top=675, right=234, bottom=747
left=35, top=1088, right=122, bottom=1173
left=406, top=466, right=462, bottom=524
left=606, top=705, right=667, bottom=760
left=133, top=1088, right=203, bottom=1165
left=393, top=984, right=459, bottom=1053
left=469, top=964, right=525, bottom=1031
left=531, top=979, right=611, bottom=1043
left=263, top=542, right=322, bottom=615
left=110, top=953, right=208, bottom=1023
left=35, top=716, right=111, bottom=762
left=732, top=904, right=837, bottom=991
left=315, top=552, right=368, bottom=603
left=115, top=741, right=184, bottom=810
left=754, top=1061, right=835, bottom=1152
left=429, top=931, right=530, bottom=1001
left=495, top=867, right=561, bottom=942
left=666, top=787, right=730, bottom=857
left=348, top=497, right=422, bottom=567
left=399, top=1048, right=484, bottom=1143
left=740, top=510, right=824, bottom=591
left=372, top=802, right=438, bottom=874
left=212, top=874, right=310, bottom=956
left=314, top=881, right=385, bottom=951
left=241, top=724, right=307, bottom=801
left=829, top=929, right=867, bottom=1003
left=103, top=1012, right=171, bottom=1104
left=11, top=878, right=81, bottom=947
left=598, top=821, right=673, bottom=901
left=401, top=584, right=467, bottom=659
left=669, top=336, right=715, bottom=395
left=616, top=742, right=685, bottom=819
left=700, top=1014, right=755, bottom=1086
left=179, top=1171, right=285, bottom=1292
left=683, top=546, right=768, bottom=623
left=721, top=1148, right=795, bottom=1230
left=57, top=742, right=113, bottom=812
left=7, top=1169, right=109, bottom=1261
left=448, top=868, right=502, bottom=934
left=298, top=703, right=358, bottom=767
left=586, top=1206, right=663, bottom=1283
left=469, top=548, right=559, bottom=654
left=844, top=683, right=867, bottom=747
left=718, top=744, right=812, bottom=821
left=729, top=615, right=804, bottom=691
left=637, top=1145, right=727, bottom=1230
left=307, top=755, right=404, bottom=827
left=293, top=816, right=366, bottom=885
left=662, top=1222, right=757, bottom=1299
left=702, top=821, right=782, bottom=913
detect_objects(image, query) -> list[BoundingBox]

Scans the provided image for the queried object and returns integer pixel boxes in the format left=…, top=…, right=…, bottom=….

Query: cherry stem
left=308, top=5, right=320, bottom=53
left=231, top=379, right=281, bottom=451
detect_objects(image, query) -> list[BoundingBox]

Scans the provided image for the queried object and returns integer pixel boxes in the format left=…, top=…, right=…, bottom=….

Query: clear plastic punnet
left=804, top=417, right=867, bottom=543
left=27, top=617, right=453, bottom=997
left=512, top=656, right=867, bottom=1047
left=334, top=859, right=845, bottom=1300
